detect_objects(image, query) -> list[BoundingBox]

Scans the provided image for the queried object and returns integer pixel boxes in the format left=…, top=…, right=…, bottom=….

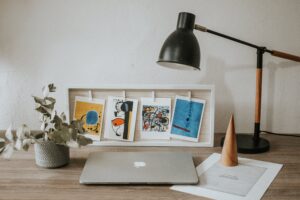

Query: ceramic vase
left=34, top=141, right=70, bottom=168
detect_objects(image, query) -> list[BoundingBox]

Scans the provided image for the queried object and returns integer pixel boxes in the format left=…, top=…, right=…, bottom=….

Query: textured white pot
left=34, top=141, right=70, bottom=168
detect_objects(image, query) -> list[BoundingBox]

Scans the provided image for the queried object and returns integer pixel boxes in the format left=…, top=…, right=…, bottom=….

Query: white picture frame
left=66, top=84, right=215, bottom=147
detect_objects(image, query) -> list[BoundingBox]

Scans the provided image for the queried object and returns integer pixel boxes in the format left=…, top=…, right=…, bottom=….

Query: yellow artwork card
left=73, top=96, right=105, bottom=140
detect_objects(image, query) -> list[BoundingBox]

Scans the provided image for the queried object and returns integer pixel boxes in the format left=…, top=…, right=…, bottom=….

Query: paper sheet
left=171, top=153, right=282, bottom=200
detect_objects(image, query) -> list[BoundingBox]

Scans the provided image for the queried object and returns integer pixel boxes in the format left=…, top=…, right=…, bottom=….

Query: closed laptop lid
left=80, top=152, right=198, bottom=184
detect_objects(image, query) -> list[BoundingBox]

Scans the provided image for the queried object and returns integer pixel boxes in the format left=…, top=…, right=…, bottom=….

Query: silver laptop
left=80, top=152, right=198, bottom=184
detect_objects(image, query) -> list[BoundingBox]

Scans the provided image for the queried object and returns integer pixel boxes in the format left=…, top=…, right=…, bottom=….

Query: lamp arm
left=194, top=24, right=300, bottom=63
left=270, top=50, right=300, bottom=62
left=194, top=24, right=261, bottom=49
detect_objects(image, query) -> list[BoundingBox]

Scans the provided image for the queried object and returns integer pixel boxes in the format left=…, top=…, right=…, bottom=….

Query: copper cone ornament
left=221, top=114, right=238, bottom=167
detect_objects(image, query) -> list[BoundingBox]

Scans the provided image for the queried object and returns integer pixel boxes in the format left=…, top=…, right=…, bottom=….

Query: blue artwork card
left=171, top=96, right=205, bottom=142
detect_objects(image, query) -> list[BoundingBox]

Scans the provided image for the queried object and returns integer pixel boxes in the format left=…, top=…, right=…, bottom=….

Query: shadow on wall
left=199, top=56, right=235, bottom=133
left=264, top=61, right=300, bottom=133
left=199, top=56, right=300, bottom=134
left=199, top=56, right=262, bottom=133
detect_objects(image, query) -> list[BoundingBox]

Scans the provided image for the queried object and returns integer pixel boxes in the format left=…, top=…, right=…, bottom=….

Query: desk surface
left=0, top=133, right=299, bottom=200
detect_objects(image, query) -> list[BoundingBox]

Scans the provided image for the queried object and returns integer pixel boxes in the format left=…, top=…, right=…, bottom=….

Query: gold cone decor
left=220, top=114, right=238, bottom=167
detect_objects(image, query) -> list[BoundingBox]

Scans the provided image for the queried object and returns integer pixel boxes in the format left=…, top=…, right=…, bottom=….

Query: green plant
left=0, top=84, right=92, bottom=159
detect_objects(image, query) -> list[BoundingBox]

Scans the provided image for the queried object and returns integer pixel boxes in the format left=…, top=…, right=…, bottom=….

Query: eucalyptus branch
left=0, top=84, right=92, bottom=159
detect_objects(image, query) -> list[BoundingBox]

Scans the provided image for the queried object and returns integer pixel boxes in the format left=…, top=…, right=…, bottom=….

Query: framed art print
left=104, top=96, right=138, bottom=141
left=140, top=98, right=172, bottom=140
left=73, top=96, right=105, bottom=140
left=171, top=96, right=205, bottom=142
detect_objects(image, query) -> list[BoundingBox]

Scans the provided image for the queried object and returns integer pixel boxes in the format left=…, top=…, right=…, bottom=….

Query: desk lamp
left=157, top=12, right=300, bottom=153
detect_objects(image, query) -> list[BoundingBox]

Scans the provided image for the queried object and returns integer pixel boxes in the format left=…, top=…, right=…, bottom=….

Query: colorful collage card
left=140, top=98, right=172, bottom=140
left=104, top=96, right=138, bottom=141
left=171, top=96, right=205, bottom=142
left=73, top=96, right=105, bottom=140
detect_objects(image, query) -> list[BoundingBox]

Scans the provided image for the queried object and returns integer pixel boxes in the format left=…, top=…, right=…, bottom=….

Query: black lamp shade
left=157, top=12, right=200, bottom=70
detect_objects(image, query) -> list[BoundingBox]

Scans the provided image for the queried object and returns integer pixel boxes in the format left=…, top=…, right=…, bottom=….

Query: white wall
left=0, top=0, right=299, bottom=133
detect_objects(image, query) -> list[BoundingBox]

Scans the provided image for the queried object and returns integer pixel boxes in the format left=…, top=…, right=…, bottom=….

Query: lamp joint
left=257, top=47, right=267, bottom=54
left=194, top=24, right=207, bottom=32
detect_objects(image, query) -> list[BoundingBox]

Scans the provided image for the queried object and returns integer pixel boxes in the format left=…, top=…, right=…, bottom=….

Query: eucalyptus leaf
left=51, top=115, right=63, bottom=130
left=60, top=127, right=72, bottom=141
left=77, top=135, right=93, bottom=146
left=22, top=143, right=30, bottom=151
left=16, top=124, right=31, bottom=139
left=32, top=132, right=44, bottom=140
left=35, top=106, right=51, bottom=117
left=71, top=120, right=85, bottom=134
left=48, top=84, right=56, bottom=92
left=42, top=85, right=50, bottom=98
left=60, top=112, right=67, bottom=122
left=50, top=110, right=56, bottom=120
left=48, top=131, right=64, bottom=144
left=16, top=126, right=25, bottom=138
left=48, top=128, right=71, bottom=145
left=42, top=102, right=55, bottom=110
left=68, top=128, right=77, bottom=141
left=15, top=139, right=22, bottom=150
left=0, top=138, right=5, bottom=150
left=22, top=139, right=31, bottom=151
left=39, top=114, right=45, bottom=122
left=33, top=96, right=46, bottom=105
left=45, top=97, right=56, bottom=103
left=2, top=144, right=14, bottom=159
left=5, top=125, right=14, bottom=142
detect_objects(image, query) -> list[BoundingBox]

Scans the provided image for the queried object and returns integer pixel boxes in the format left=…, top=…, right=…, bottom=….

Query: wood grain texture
left=221, top=115, right=238, bottom=167
left=0, top=133, right=299, bottom=200
left=271, top=50, right=300, bottom=62
left=255, top=68, right=262, bottom=123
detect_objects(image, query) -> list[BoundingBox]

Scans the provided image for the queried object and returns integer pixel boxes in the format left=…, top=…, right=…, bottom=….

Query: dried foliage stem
left=0, top=84, right=92, bottom=159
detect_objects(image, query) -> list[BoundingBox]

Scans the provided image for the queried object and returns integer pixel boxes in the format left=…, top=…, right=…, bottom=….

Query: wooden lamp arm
left=195, top=24, right=300, bottom=63
left=270, top=50, right=300, bottom=62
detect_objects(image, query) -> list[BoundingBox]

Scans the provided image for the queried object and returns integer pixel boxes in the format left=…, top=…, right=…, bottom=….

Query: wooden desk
left=0, top=133, right=299, bottom=200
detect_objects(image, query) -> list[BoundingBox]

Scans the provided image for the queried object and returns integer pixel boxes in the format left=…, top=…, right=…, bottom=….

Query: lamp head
left=157, top=12, right=200, bottom=70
